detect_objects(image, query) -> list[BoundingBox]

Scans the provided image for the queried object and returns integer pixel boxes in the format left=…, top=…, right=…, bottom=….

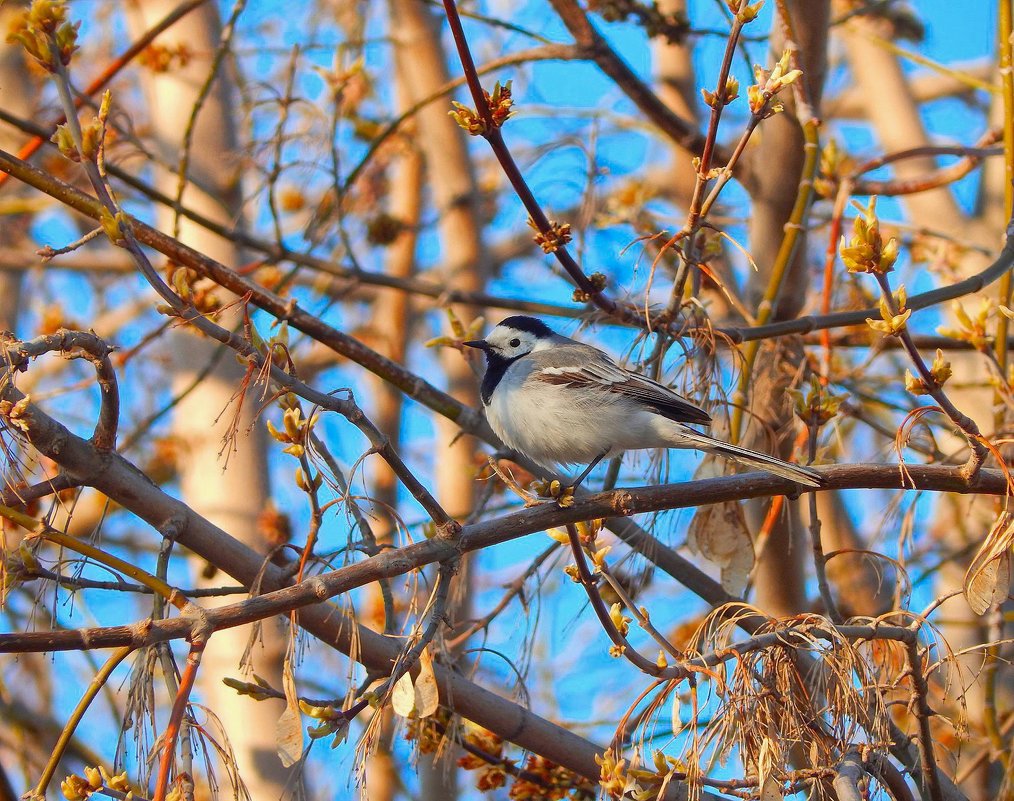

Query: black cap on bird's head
left=495, top=315, right=556, bottom=338
left=462, top=315, right=556, bottom=353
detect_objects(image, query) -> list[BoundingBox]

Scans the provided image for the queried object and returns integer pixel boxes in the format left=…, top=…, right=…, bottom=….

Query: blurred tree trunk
left=387, top=1, right=488, bottom=797
left=128, top=2, right=295, bottom=797
left=0, top=5, right=47, bottom=791
left=362, top=140, right=424, bottom=801
left=743, top=1, right=829, bottom=617
left=0, top=1, right=32, bottom=334
left=844, top=15, right=1001, bottom=799
left=652, top=0, right=698, bottom=207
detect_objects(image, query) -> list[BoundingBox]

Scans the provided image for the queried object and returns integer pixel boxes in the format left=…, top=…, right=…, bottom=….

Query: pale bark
left=0, top=7, right=48, bottom=791
left=0, top=1, right=32, bottom=332
left=842, top=18, right=963, bottom=224
left=128, top=2, right=293, bottom=797
left=744, top=1, right=830, bottom=617
left=652, top=0, right=697, bottom=207
left=362, top=142, right=423, bottom=801
left=387, top=2, right=488, bottom=796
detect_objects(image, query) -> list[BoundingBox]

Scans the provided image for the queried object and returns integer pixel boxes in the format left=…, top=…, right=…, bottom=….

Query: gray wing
left=529, top=342, right=712, bottom=426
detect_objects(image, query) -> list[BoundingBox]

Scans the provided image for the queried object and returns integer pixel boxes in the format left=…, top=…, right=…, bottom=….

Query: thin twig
left=565, top=522, right=684, bottom=678
left=904, top=638, right=944, bottom=801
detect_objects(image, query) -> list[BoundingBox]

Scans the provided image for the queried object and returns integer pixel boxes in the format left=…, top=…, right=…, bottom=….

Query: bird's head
left=463, top=315, right=557, bottom=362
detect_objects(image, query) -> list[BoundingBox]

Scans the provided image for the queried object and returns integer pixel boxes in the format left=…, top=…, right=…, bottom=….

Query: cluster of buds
left=7, top=0, right=79, bottom=72
left=222, top=674, right=279, bottom=701
left=905, top=349, right=952, bottom=395
left=609, top=602, right=632, bottom=637
left=596, top=749, right=633, bottom=798
left=596, top=748, right=684, bottom=801
left=1, top=540, right=40, bottom=604
left=0, top=395, right=32, bottom=434
left=449, top=80, right=513, bottom=136
left=528, top=217, right=573, bottom=254
left=633, top=751, right=688, bottom=800
left=535, top=477, right=576, bottom=507
left=60, top=766, right=132, bottom=801
left=789, top=375, right=843, bottom=428
left=549, top=517, right=602, bottom=547
left=584, top=517, right=604, bottom=547
left=424, top=308, right=484, bottom=351
left=300, top=699, right=351, bottom=747
left=598, top=749, right=673, bottom=800
left=814, top=139, right=856, bottom=198
left=938, top=299, right=995, bottom=351
left=165, top=261, right=221, bottom=314
left=572, top=272, right=608, bottom=304
left=747, top=50, right=802, bottom=118
left=405, top=706, right=452, bottom=755
left=138, top=41, right=193, bottom=73
left=267, top=403, right=317, bottom=458
left=726, top=0, right=765, bottom=22
left=589, top=0, right=690, bottom=44
left=365, top=212, right=406, bottom=246
left=99, top=208, right=129, bottom=248
left=690, top=156, right=722, bottom=181
left=866, top=284, right=911, bottom=337
left=840, top=197, right=899, bottom=275
left=701, top=77, right=739, bottom=109
left=51, top=117, right=101, bottom=163
left=250, top=320, right=293, bottom=370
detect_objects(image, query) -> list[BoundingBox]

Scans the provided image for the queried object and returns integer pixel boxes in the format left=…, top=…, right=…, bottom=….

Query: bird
left=463, top=315, right=822, bottom=489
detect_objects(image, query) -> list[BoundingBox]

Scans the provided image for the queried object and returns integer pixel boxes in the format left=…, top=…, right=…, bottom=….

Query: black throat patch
left=479, top=350, right=523, bottom=406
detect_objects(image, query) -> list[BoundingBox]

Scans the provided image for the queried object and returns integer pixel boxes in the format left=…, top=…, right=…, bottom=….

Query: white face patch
left=483, top=325, right=539, bottom=359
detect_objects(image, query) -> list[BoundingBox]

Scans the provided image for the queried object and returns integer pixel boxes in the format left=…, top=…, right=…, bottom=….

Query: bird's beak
left=462, top=339, right=488, bottom=351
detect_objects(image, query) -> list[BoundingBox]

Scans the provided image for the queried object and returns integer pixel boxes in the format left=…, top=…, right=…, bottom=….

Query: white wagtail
left=464, top=315, right=822, bottom=489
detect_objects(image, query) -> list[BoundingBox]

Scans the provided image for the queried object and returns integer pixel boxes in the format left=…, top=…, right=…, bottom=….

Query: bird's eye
left=509, top=338, right=521, bottom=348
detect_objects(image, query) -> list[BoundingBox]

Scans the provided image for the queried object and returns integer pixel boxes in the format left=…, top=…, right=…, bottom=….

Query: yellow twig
left=0, top=504, right=186, bottom=609
left=860, top=31, right=999, bottom=95
left=731, top=119, right=820, bottom=442
left=32, top=645, right=134, bottom=799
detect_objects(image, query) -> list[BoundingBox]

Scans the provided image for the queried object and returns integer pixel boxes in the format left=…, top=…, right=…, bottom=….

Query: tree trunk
left=744, top=1, right=830, bottom=617
left=128, top=2, right=295, bottom=797
left=387, top=2, right=489, bottom=797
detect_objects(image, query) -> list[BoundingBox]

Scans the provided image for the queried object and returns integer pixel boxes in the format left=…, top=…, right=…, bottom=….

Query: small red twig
left=153, top=639, right=206, bottom=801
left=819, top=180, right=851, bottom=381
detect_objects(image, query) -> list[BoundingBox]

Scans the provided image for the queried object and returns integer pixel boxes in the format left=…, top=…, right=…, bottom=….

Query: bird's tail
left=682, top=431, right=823, bottom=488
